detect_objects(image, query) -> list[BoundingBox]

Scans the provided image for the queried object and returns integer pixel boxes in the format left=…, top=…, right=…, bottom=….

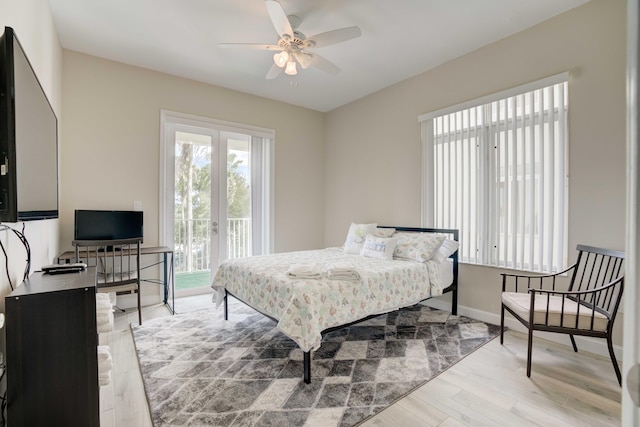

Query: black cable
left=0, top=224, right=30, bottom=426
left=0, top=389, right=5, bottom=427
left=18, top=224, right=30, bottom=281
left=0, top=361, right=5, bottom=426
left=0, top=238, right=13, bottom=291
left=0, top=223, right=32, bottom=290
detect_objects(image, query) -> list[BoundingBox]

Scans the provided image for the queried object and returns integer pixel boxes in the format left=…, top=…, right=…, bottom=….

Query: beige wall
left=0, top=0, right=62, bottom=300
left=60, top=52, right=325, bottom=258
left=2, top=0, right=625, bottom=350
left=324, top=1, right=626, bottom=344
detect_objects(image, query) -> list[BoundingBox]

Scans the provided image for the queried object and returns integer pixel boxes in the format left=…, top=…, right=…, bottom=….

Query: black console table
left=5, top=270, right=100, bottom=426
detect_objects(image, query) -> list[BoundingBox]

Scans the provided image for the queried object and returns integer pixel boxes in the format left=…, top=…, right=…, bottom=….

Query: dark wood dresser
left=5, top=270, right=99, bottom=426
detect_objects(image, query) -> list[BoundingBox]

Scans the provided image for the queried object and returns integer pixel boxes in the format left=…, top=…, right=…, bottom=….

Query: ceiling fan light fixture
left=297, top=52, right=312, bottom=69
left=273, top=51, right=289, bottom=67
left=284, top=60, right=297, bottom=75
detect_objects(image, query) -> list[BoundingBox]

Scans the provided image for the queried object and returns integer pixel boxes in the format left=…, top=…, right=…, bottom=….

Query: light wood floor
left=99, top=296, right=621, bottom=427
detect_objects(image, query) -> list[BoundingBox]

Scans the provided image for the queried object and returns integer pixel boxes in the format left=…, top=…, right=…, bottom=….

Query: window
left=420, top=73, right=568, bottom=273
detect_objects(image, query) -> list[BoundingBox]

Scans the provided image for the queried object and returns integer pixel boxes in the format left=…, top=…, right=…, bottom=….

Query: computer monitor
left=74, top=210, right=143, bottom=242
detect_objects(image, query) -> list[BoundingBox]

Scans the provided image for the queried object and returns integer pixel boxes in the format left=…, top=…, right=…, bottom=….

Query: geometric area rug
left=131, top=298, right=501, bottom=427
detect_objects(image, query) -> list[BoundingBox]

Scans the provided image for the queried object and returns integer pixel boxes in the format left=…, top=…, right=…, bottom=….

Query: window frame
left=159, top=110, right=275, bottom=259
left=420, top=73, right=569, bottom=273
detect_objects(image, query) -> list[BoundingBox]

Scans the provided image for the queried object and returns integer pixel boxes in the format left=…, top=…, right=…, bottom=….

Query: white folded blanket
left=96, top=291, right=117, bottom=305
left=96, top=300, right=113, bottom=310
left=96, top=311, right=114, bottom=333
left=98, top=371, right=111, bottom=387
left=97, top=345, right=113, bottom=373
left=287, top=263, right=323, bottom=279
left=96, top=300, right=113, bottom=313
left=95, top=293, right=110, bottom=303
left=96, top=297, right=115, bottom=333
left=327, top=263, right=360, bottom=281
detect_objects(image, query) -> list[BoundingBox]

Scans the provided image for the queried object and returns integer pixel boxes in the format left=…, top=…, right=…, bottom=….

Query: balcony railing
left=174, top=218, right=251, bottom=274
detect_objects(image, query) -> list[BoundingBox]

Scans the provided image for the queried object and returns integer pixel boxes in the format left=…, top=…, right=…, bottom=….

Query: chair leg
left=569, top=334, right=578, bottom=352
left=500, top=304, right=505, bottom=345
left=606, top=335, right=622, bottom=386
left=526, top=327, right=534, bottom=377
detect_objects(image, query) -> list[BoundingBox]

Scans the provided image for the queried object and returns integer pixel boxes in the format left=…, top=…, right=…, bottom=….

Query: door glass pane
left=174, top=131, right=213, bottom=292
left=226, top=133, right=251, bottom=259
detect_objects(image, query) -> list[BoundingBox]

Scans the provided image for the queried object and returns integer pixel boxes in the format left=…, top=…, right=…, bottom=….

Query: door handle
left=212, top=221, right=218, bottom=235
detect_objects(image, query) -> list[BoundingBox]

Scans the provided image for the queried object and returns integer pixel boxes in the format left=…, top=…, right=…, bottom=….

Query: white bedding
left=439, top=258, right=454, bottom=289
left=211, top=247, right=453, bottom=352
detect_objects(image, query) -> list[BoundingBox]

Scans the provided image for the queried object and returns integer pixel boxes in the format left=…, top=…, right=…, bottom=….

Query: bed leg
left=452, top=287, right=458, bottom=316
left=303, top=351, right=311, bottom=384
left=224, top=290, right=229, bottom=321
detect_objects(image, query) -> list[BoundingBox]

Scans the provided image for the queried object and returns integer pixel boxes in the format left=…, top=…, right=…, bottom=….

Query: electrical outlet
left=133, top=201, right=142, bottom=211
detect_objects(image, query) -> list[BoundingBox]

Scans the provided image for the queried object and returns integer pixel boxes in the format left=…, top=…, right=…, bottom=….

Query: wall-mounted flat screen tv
left=74, top=210, right=144, bottom=242
left=0, top=27, right=59, bottom=222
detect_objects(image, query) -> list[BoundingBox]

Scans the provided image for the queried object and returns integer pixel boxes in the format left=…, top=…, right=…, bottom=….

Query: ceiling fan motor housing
left=278, top=31, right=310, bottom=50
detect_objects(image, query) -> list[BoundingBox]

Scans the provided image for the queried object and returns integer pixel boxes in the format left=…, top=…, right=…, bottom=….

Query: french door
left=160, top=111, right=274, bottom=297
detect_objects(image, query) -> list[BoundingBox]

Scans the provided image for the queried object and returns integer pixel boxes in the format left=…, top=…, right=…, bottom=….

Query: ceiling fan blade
left=266, top=63, right=283, bottom=79
left=306, top=26, right=361, bottom=48
left=265, top=0, right=294, bottom=37
left=218, top=43, right=281, bottom=51
left=309, top=53, right=341, bottom=74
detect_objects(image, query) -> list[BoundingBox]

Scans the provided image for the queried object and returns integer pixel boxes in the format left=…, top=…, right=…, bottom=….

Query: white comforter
left=211, top=248, right=443, bottom=352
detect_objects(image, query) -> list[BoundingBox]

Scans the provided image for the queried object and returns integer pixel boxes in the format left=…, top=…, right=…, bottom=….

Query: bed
left=211, top=225, right=459, bottom=383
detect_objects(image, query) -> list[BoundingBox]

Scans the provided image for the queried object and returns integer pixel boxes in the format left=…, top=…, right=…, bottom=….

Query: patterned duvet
left=211, top=248, right=444, bottom=352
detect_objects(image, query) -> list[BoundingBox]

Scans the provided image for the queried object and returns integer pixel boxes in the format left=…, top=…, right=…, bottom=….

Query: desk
left=57, top=246, right=175, bottom=314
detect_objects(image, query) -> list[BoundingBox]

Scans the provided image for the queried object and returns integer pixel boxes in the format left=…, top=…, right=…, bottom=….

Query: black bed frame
left=222, top=226, right=459, bottom=384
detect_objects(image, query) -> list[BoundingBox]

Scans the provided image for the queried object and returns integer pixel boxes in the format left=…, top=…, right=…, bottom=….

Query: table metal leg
left=162, top=251, right=175, bottom=315
left=170, top=251, right=175, bottom=314
left=163, top=253, right=168, bottom=305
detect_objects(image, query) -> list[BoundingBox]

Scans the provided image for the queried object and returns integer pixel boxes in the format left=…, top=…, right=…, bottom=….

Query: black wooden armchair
left=500, top=244, right=624, bottom=385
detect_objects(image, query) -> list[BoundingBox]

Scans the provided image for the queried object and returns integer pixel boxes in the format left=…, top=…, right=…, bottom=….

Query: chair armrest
left=501, top=263, right=577, bottom=293
left=528, top=276, right=624, bottom=319
left=529, top=276, right=622, bottom=297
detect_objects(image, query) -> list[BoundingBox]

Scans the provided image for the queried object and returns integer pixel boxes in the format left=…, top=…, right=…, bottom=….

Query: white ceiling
left=48, top=0, right=588, bottom=112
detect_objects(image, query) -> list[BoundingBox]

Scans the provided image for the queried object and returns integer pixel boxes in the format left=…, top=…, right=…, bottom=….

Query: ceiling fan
left=219, top=0, right=361, bottom=79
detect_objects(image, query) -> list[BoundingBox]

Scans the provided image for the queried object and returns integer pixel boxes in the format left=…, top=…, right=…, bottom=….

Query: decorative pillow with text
left=360, top=235, right=398, bottom=260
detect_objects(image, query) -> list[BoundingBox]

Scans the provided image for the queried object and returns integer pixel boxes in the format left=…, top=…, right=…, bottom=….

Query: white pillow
left=374, top=227, right=396, bottom=238
left=431, top=238, right=460, bottom=263
left=360, top=235, right=398, bottom=260
left=343, top=223, right=378, bottom=254
left=393, top=232, right=446, bottom=262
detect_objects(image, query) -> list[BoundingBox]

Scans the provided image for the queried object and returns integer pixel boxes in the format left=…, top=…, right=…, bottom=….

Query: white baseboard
left=422, top=298, right=622, bottom=360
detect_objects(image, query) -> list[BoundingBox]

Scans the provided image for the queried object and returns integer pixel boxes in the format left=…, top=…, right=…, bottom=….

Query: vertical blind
left=420, top=74, right=569, bottom=273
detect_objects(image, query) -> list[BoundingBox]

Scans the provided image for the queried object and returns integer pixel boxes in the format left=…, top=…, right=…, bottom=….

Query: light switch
left=134, top=201, right=142, bottom=211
